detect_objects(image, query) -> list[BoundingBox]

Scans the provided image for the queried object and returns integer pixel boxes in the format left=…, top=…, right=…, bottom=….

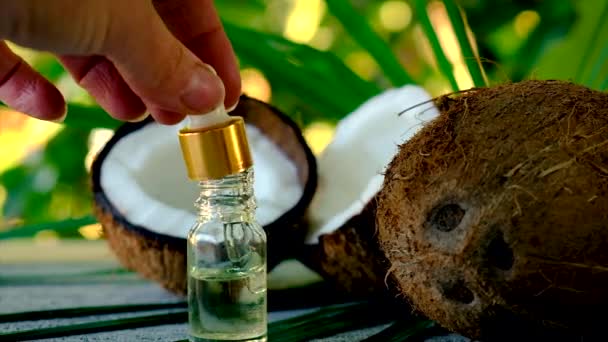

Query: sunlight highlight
left=85, top=128, right=115, bottom=172
left=284, top=0, right=325, bottom=43
left=345, top=51, right=379, bottom=80
left=514, top=10, right=541, bottom=37
left=310, top=26, right=335, bottom=51
left=78, top=223, right=103, bottom=240
left=427, top=1, right=474, bottom=90
left=241, top=68, right=272, bottom=102
left=379, top=1, right=412, bottom=32
left=303, top=122, right=335, bottom=155
left=0, top=109, right=63, bottom=173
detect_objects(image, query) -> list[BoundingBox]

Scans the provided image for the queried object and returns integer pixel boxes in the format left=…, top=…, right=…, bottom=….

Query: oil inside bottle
left=188, top=255, right=267, bottom=342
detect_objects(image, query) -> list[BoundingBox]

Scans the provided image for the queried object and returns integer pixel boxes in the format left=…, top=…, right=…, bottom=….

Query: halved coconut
left=299, top=85, right=440, bottom=297
left=91, top=95, right=317, bottom=295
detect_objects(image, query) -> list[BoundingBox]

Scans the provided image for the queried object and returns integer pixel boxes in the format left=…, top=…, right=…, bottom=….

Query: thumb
left=103, top=5, right=225, bottom=125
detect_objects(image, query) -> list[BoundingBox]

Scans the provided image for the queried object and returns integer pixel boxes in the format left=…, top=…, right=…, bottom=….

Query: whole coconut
left=376, top=80, right=608, bottom=339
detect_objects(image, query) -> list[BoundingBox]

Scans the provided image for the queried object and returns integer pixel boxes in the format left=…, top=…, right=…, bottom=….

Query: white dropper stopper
left=187, top=104, right=230, bottom=130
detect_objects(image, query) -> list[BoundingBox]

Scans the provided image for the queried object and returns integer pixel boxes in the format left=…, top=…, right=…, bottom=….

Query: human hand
left=0, top=0, right=241, bottom=124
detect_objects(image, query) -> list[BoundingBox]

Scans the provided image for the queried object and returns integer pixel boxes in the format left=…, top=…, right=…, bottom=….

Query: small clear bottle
left=179, top=111, right=267, bottom=342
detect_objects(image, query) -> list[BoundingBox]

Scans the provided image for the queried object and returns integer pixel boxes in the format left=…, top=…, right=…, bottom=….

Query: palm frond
left=442, top=0, right=487, bottom=87
left=0, top=215, right=96, bottom=240
left=325, top=0, right=414, bottom=86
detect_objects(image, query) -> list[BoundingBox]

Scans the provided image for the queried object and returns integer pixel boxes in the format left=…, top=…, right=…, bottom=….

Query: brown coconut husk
left=91, top=95, right=317, bottom=295
left=300, top=200, right=393, bottom=298
left=376, top=80, right=608, bottom=339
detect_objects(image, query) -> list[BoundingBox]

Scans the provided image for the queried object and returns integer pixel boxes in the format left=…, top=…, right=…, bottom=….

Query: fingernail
left=127, top=112, right=149, bottom=123
left=203, top=63, right=218, bottom=76
left=226, top=99, right=239, bottom=112
left=180, top=64, right=225, bottom=112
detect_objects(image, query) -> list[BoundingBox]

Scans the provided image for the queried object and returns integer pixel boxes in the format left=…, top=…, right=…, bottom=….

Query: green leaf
left=31, top=55, right=67, bottom=83
left=576, top=0, right=608, bottom=85
left=413, top=0, right=459, bottom=91
left=63, top=103, right=122, bottom=129
left=224, top=22, right=375, bottom=120
left=0, top=103, right=120, bottom=130
left=0, top=311, right=187, bottom=341
left=442, top=0, right=487, bottom=88
left=0, top=215, right=96, bottom=240
left=325, top=0, right=414, bottom=86
left=585, top=43, right=608, bottom=89
left=0, top=303, right=186, bottom=323
left=268, top=302, right=395, bottom=342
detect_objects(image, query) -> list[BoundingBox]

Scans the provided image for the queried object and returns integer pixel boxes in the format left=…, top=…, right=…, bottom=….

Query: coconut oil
left=186, top=168, right=267, bottom=342
left=188, top=261, right=266, bottom=341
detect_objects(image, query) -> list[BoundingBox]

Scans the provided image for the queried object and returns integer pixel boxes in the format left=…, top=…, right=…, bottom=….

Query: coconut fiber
left=376, top=80, right=608, bottom=340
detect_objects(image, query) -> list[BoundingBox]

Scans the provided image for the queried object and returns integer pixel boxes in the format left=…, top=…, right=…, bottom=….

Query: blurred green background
left=0, top=0, right=607, bottom=247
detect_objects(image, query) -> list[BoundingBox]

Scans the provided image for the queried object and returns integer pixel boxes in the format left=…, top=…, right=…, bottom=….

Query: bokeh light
left=78, top=223, right=103, bottom=240
left=303, top=121, right=335, bottom=155
left=241, top=68, right=272, bottom=102
left=514, top=10, right=541, bottom=37
left=379, top=1, right=412, bottom=32
left=283, top=0, right=326, bottom=43
left=309, top=26, right=336, bottom=51
left=345, top=51, right=379, bottom=80
left=0, top=109, right=62, bottom=173
left=85, top=128, right=115, bottom=172
left=427, top=1, right=474, bottom=90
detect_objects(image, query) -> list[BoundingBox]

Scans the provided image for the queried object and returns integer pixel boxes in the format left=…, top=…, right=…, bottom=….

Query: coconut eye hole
left=486, top=231, right=514, bottom=271
left=441, top=279, right=475, bottom=304
left=427, top=203, right=465, bottom=232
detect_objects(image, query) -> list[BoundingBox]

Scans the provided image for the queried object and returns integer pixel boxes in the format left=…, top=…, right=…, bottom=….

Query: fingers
left=58, top=55, right=147, bottom=121
left=103, top=2, right=225, bottom=124
left=0, top=41, right=65, bottom=121
left=153, top=0, right=241, bottom=110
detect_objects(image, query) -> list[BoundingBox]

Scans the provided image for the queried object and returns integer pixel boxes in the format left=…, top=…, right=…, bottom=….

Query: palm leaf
left=575, top=0, right=608, bottom=85
left=267, top=302, right=394, bottom=342
left=413, top=0, right=459, bottom=91
left=224, top=22, right=373, bottom=120
left=586, top=44, right=608, bottom=89
left=63, top=103, right=121, bottom=129
left=0, top=311, right=187, bottom=341
left=0, top=303, right=186, bottom=323
left=325, top=0, right=414, bottom=86
left=0, top=215, right=96, bottom=240
left=0, top=102, right=120, bottom=130
left=442, top=0, right=487, bottom=87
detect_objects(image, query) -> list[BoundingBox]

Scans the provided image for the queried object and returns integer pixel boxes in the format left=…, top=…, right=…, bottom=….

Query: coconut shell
left=91, top=95, right=317, bottom=295
left=299, top=200, right=393, bottom=299
left=376, top=80, right=608, bottom=339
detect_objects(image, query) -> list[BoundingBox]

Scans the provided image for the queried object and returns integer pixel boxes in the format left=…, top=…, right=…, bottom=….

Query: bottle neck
left=195, top=167, right=256, bottom=221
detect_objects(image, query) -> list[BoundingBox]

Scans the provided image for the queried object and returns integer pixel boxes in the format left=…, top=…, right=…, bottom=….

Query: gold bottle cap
left=178, top=114, right=252, bottom=181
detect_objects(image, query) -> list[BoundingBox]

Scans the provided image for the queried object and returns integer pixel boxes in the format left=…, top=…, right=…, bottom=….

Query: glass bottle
left=179, top=113, right=267, bottom=342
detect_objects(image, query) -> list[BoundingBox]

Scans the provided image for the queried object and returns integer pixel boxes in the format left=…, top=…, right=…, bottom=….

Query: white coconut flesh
left=305, top=84, right=440, bottom=244
left=100, top=121, right=303, bottom=239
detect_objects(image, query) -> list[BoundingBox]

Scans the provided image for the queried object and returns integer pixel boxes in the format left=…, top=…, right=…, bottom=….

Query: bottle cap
left=178, top=106, right=252, bottom=181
